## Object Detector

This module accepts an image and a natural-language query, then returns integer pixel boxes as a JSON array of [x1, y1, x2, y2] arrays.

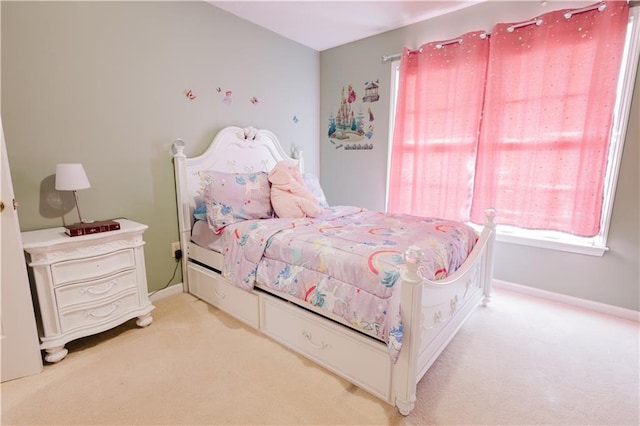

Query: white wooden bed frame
[[172, 126, 496, 415]]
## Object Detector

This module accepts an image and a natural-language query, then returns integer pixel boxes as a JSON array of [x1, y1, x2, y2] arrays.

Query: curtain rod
[[381, 53, 402, 63], [381, 32, 487, 63], [436, 37, 463, 49], [564, 1, 606, 19], [507, 18, 543, 33], [381, 1, 609, 63]]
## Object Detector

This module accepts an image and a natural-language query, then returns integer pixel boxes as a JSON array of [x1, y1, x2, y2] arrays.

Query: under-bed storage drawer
[[187, 262, 259, 329], [261, 296, 391, 401]]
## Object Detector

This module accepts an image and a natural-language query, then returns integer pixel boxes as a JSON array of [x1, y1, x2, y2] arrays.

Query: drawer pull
[[82, 281, 117, 296], [213, 289, 228, 299], [302, 330, 330, 350], [450, 294, 459, 315], [87, 303, 118, 319]]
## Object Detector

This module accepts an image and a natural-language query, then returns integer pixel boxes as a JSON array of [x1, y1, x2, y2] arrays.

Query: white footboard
[[393, 221, 495, 415]]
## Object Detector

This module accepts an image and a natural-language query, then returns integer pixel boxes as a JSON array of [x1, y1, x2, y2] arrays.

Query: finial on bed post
[[403, 246, 424, 284], [172, 139, 186, 157], [291, 145, 305, 173], [482, 208, 497, 306], [485, 207, 496, 228]]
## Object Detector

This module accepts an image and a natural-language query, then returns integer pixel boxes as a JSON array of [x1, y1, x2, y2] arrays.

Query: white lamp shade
[[55, 163, 91, 191]]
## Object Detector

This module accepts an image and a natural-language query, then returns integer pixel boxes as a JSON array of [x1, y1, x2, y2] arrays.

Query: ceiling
[[208, 1, 485, 51]]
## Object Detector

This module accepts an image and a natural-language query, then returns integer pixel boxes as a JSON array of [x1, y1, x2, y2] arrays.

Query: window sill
[[495, 232, 608, 257], [468, 222, 609, 256]]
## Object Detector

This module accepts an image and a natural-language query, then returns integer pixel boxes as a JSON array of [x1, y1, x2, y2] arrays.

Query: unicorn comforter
[[220, 206, 477, 362]]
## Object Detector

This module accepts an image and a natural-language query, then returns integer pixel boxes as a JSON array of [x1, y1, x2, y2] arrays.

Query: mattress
[[191, 219, 225, 253]]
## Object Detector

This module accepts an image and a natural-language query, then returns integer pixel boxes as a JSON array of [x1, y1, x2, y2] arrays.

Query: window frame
[[387, 6, 640, 257]]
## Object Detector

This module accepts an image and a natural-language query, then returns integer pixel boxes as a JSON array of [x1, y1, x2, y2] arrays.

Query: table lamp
[[55, 163, 91, 224]]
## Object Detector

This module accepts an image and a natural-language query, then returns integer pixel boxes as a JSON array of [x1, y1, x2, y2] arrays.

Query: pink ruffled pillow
[[201, 171, 273, 234]]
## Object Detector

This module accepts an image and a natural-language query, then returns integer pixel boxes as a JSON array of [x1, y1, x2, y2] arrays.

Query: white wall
[[320, 1, 639, 311]]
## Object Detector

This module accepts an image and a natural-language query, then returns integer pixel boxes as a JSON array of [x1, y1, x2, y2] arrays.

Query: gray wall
[[2, 1, 319, 292], [320, 1, 639, 311]]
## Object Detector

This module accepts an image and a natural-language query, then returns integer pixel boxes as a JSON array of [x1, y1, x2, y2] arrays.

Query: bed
[[172, 126, 496, 415]]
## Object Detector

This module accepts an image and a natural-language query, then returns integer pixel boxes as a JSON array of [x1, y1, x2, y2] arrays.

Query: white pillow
[[303, 173, 329, 208]]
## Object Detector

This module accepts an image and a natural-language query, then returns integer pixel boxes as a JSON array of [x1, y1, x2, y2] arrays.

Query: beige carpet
[[1, 287, 638, 425]]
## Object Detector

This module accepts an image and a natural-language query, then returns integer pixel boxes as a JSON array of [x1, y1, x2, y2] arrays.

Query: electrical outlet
[[171, 241, 181, 257]]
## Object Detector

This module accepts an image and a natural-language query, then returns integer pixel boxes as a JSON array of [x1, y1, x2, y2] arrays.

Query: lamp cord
[[149, 258, 181, 297]]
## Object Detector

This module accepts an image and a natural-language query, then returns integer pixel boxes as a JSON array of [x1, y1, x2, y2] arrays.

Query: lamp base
[[65, 220, 121, 237]]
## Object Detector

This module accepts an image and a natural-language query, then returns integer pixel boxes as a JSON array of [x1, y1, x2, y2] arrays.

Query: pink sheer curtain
[[470, 2, 629, 236], [388, 31, 489, 221]]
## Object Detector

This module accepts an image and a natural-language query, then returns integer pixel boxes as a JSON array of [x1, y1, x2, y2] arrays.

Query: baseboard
[[149, 283, 184, 302], [493, 279, 639, 322]]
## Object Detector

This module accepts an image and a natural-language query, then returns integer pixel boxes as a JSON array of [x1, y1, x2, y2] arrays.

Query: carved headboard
[[172, 126, 301, 234]]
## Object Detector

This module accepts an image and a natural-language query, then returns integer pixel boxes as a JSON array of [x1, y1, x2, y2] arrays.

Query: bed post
[[393, 246, 424, 416], [172, 139, 191, 293], [482, 208, 497, 306], [291, 145, 305, 173]]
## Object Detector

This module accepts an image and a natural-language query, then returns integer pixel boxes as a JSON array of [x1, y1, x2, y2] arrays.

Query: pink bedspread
[[220, 206, 477, 362]]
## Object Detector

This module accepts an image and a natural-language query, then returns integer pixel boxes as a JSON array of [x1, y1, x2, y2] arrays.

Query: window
[[388, 4, 640, 256]]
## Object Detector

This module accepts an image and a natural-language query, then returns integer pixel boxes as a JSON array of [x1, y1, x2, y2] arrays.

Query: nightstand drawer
[[58, 290, 139, 333], [54, 269, 137, 309], [51, 249, 135, 286]]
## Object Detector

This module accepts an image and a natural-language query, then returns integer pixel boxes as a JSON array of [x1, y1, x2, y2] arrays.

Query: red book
[[65, 220, 121, 237]]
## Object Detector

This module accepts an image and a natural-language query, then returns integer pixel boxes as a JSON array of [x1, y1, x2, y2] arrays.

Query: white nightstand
[[22, 219, 155, 363]]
